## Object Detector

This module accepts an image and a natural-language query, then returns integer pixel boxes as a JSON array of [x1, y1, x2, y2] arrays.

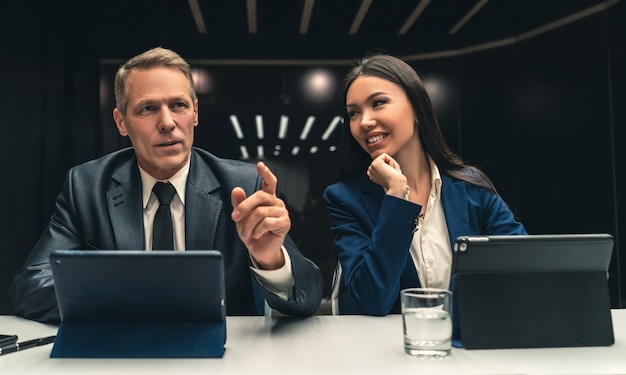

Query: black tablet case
[[451, 234, 614, 349], [49, 250, 226, 358]]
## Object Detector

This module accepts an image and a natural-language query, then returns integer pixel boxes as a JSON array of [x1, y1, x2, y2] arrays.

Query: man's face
[[113, 66, 199, 180]]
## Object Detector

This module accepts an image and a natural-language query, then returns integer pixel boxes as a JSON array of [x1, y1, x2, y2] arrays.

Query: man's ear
[[113, 108, 128, 136]]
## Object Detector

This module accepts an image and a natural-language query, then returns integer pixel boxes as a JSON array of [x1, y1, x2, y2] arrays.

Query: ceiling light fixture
[[349, 0, 373, 35], [291, 146, 300, 155], [255, 115, 264, 139], [257, 145, 264, 158], [279, 115, 289, 139], [246, 0, 257, 34], [229, 115, 244, 139], [300, 0, 315, 34], [398, 0, 431, 35], [321, 115, 342, 140], [187, 0, 207, 34], [304, 69, 334, 100], [449, 0, 489, 35], [191, 68, 211, 94], [310, 146, 319, 154], [300, 116, 315, 140]]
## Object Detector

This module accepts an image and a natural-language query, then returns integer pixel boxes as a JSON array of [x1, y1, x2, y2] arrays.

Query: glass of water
[[401, 288, 452, 358]]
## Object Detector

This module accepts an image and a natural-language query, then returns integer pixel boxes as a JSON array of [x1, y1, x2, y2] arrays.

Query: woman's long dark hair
[[335, 54, 497, 194]]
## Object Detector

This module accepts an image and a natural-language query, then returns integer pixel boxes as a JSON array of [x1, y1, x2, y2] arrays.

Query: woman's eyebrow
[[346, 91, 389, 107]]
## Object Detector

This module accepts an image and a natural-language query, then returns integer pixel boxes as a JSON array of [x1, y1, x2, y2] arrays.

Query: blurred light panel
[[239, 145, 249, 159], [321, 116, 342, 140], [300, 116, 315, 140], [255, 115, 264, 139], [229, 115, 244, 139], [279, 115, 289, 139]]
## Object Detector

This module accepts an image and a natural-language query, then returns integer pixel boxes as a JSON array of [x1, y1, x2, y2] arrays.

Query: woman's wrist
[[386, 181, 409, 199]]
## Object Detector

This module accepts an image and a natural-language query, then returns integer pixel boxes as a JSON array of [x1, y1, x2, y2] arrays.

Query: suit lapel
[[107, 158, 144, 250], [441, 174, 471, 245], [185, 151, 223, 250]]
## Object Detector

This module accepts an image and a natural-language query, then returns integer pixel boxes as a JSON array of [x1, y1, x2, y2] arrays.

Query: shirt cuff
[[249, 246, 294, 301]]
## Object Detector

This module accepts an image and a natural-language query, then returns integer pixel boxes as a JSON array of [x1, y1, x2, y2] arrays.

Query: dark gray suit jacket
[[9, 147, 323, 323]]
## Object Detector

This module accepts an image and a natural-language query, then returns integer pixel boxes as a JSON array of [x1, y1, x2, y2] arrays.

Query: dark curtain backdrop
[[1, 1, 624, 313]]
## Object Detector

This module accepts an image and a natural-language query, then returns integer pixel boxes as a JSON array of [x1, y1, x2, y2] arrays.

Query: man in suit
[[9, 47, 323, 323]]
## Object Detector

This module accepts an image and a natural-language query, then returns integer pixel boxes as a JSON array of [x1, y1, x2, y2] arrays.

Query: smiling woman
[[323, 54, 527, 316]]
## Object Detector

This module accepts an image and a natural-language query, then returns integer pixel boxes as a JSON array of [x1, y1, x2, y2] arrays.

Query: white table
[[1, 310, 625, 375]]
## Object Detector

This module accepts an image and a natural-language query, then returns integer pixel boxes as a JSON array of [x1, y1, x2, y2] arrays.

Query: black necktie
[[152, 182, 176, 250]]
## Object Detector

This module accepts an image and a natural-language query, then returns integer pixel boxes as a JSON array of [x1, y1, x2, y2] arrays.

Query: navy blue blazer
[[323, 171, 527, 316], [9, 147, 323, 323]]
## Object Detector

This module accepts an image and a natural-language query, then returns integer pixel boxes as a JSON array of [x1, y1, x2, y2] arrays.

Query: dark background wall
[[1, 1, 624, 312]]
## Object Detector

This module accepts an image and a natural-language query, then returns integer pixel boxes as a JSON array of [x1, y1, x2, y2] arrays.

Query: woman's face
[[345, 75, 418, 160]]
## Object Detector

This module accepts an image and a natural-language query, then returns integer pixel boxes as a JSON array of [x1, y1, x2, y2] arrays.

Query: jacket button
[[298, 290, 307, 303]]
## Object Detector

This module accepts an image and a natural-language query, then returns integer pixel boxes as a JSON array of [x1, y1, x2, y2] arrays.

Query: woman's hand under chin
[[367, 153, 408, 198]]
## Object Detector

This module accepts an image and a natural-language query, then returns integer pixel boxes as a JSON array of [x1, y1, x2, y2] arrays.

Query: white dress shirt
[[409, 159, 452, 290]]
